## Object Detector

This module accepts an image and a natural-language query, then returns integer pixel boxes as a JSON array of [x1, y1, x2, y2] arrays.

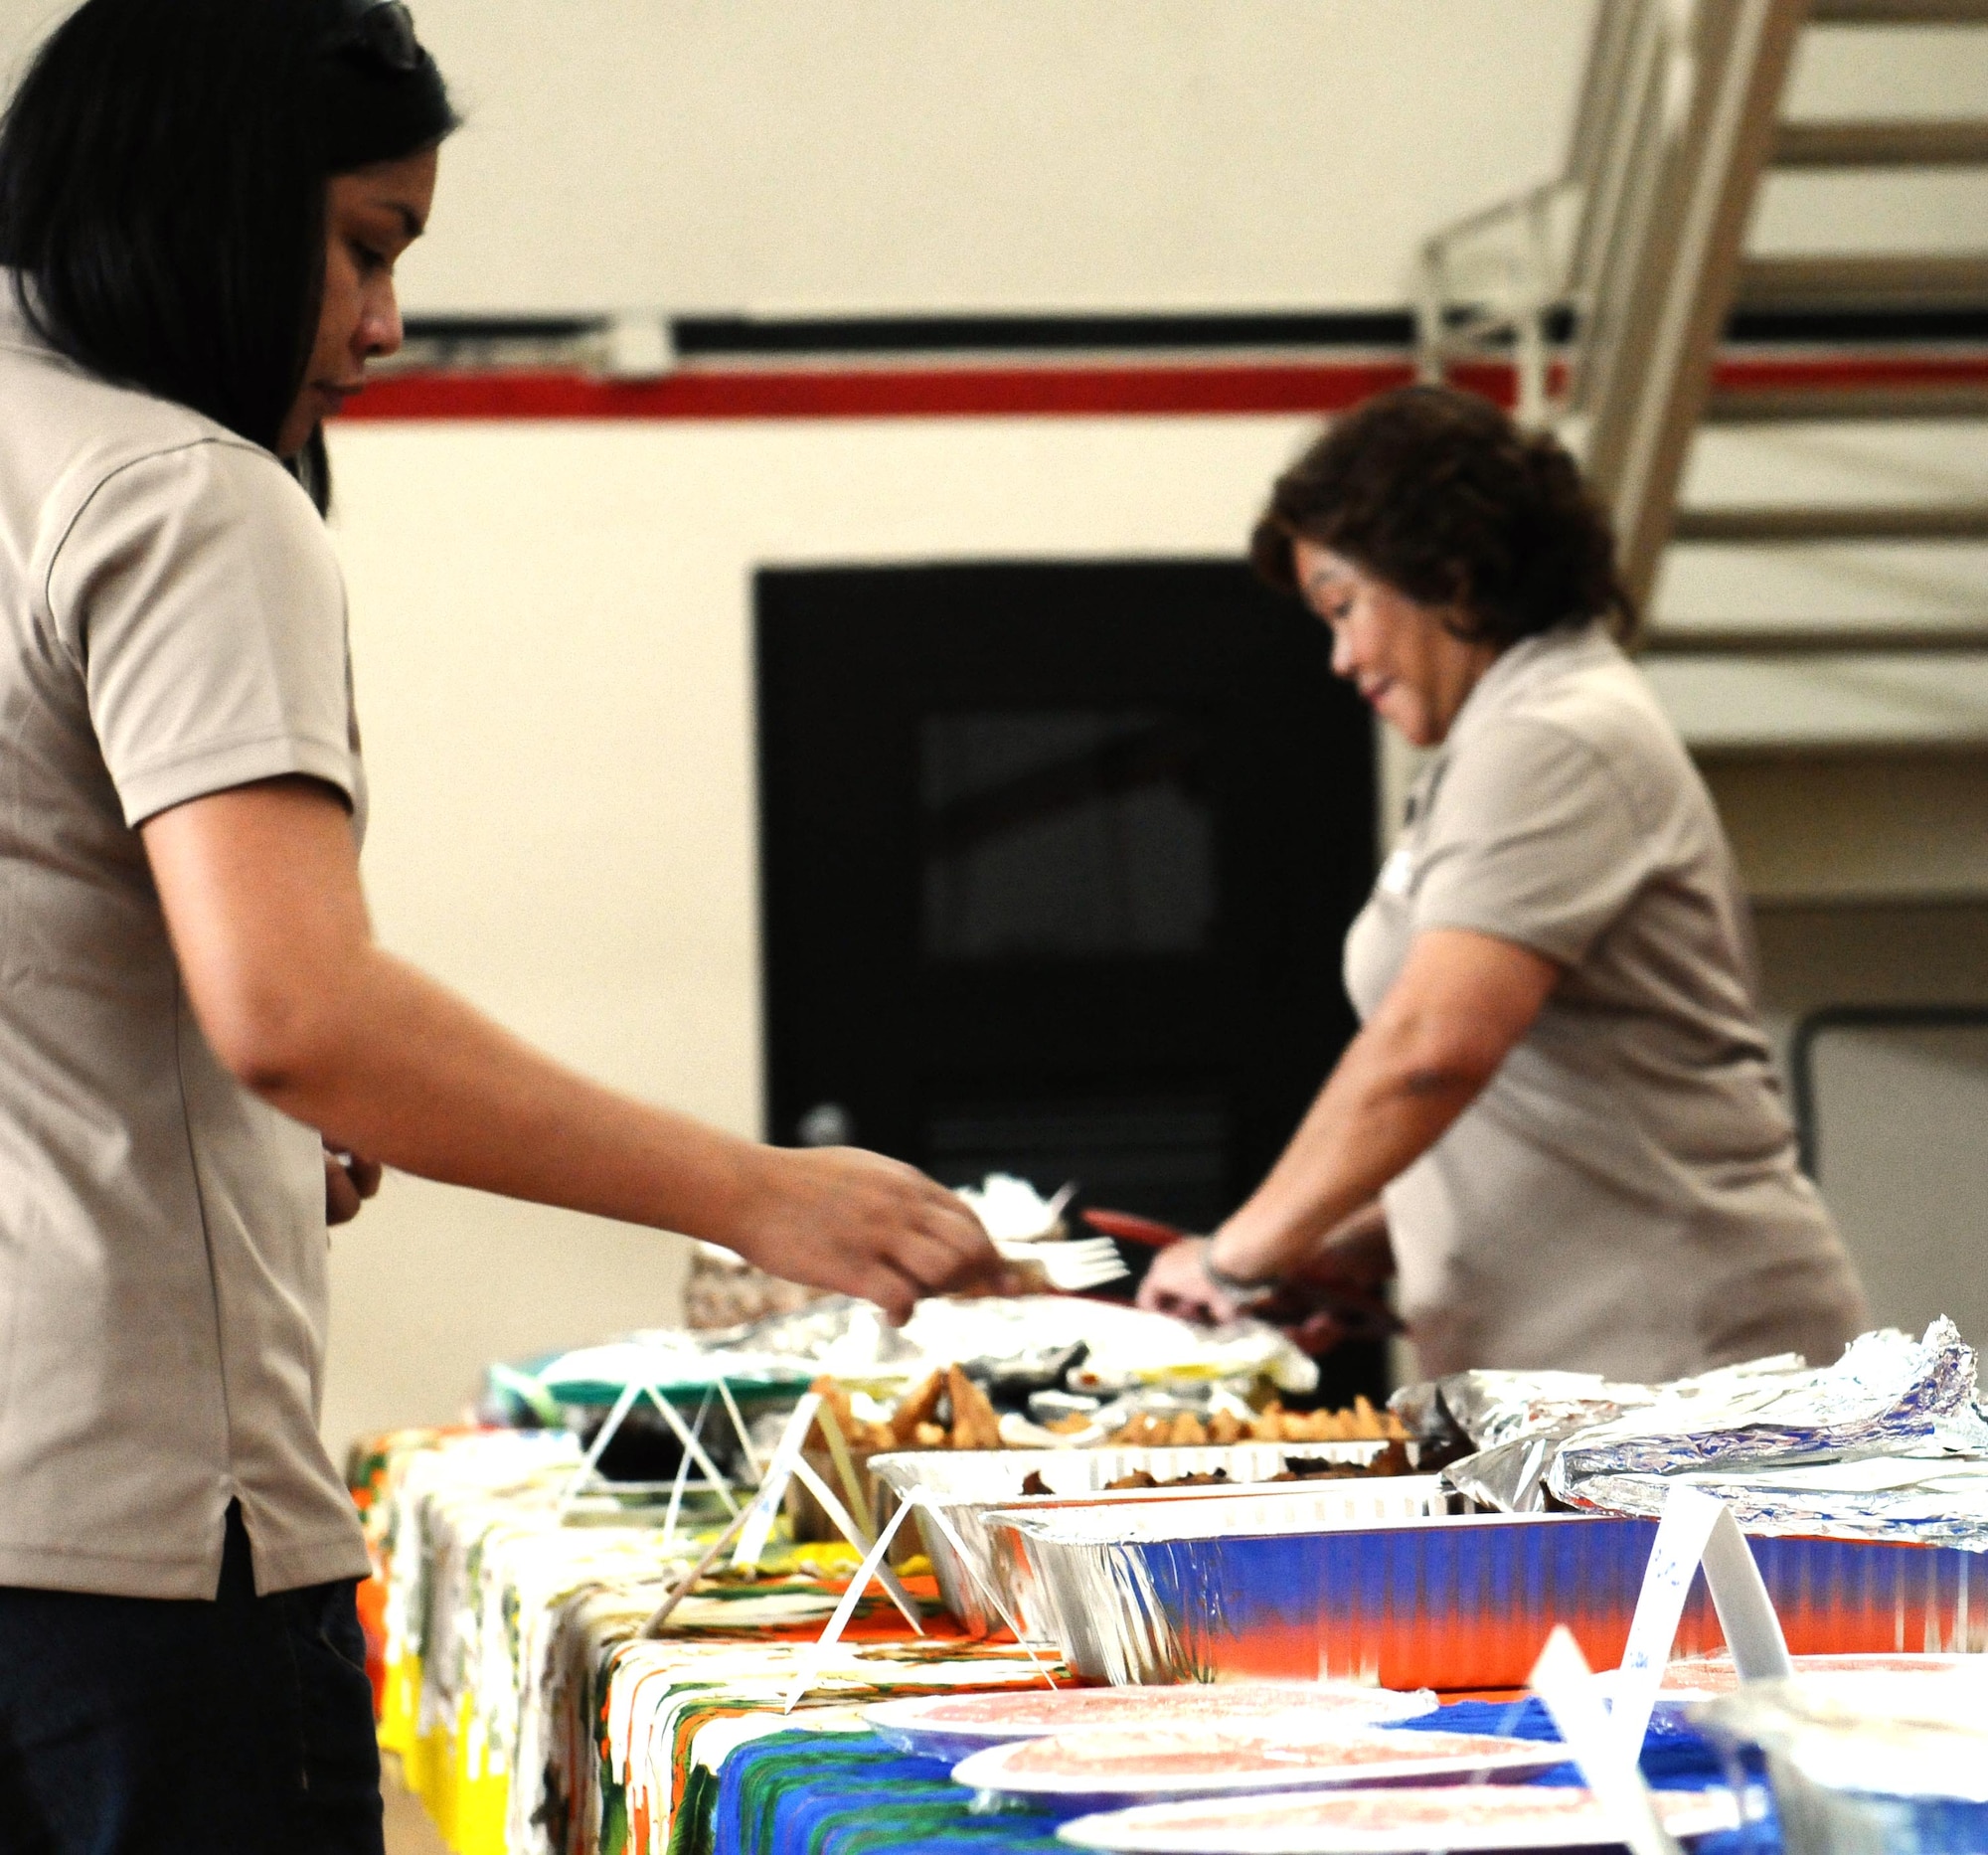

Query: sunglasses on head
[[322, 0, 422, 75]]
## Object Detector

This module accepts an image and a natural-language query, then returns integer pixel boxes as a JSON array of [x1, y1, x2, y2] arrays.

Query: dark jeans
[[0, 1505, 383, 1855]]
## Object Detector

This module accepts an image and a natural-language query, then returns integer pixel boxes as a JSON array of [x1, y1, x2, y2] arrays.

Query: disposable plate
[[865, 1681, 1436, 1764], [951, 1723, 1563, 1808], [1056, 1781, 1741, 1853], [1655, 1649, 1979, 1699]]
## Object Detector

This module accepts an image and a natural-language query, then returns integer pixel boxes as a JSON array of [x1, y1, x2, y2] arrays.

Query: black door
[[756, 559, 1382, 1397]]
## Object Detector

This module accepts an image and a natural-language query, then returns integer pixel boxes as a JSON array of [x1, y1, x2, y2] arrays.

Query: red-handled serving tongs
[[1079, 1207, 1403, 1341]]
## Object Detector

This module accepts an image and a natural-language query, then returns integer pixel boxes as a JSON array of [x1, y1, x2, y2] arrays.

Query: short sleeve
[[44, 438, 355, 827], [1410, 718, 1649, 966]]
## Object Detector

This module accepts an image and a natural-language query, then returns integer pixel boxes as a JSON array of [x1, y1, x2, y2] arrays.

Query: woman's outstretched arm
[[1218, 927, 1559, 1277], [1139, 928, 1558, 1330], [142, 775, 1010, 1321]]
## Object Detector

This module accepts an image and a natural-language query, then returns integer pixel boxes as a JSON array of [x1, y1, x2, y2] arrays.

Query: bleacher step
[[1672, 503, 1988, 542]]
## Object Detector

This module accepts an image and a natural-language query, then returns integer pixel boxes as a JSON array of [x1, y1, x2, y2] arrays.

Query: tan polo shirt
[[0, 285, 370, 1598], [1345, 620, 1869, 1382]]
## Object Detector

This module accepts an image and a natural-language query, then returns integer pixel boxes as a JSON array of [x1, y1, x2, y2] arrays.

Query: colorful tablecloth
[[359, 1429, 1780, 1855], [701, 1699, 1773, 1855], [357, 1429, 1051, 1855]]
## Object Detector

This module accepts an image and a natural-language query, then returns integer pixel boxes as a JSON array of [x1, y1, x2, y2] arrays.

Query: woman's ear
[[1436, 581, 1482, 643]]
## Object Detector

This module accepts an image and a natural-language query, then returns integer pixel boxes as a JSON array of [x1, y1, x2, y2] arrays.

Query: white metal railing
[[1415, 0, 1695, 429], [1417, 1, 1806, 610]]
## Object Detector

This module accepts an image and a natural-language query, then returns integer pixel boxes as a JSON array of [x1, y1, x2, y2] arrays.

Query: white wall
[[7, 2, 1983, 319], [6, 3, 1987, 322], [389, 0, 1592, 316], [0, 1, 1589, 316]]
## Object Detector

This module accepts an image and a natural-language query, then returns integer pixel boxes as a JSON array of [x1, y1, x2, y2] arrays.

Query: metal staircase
[[1418, 0, 1988, 735]]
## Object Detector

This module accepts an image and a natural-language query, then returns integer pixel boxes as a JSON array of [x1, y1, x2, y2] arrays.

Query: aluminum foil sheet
[[869, 1444, 1402, 1638], [1414, 1321, 1988, 1546], [1547, 1320, 1988, 1548], [988, 1506, 1988, 1689]]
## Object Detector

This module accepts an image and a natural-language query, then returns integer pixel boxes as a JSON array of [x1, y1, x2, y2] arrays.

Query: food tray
[[868, 1443, 1408, 1637], [989, 1484, 1450, 1667], [986, 1505, 1988, 1689], [1697, 1666, 1988, 1855]]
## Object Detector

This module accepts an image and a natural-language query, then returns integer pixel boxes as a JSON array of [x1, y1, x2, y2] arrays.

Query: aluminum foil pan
[[988, 1507, 1988, 1689], [991, 1483, 1451, 1674], [869, 1443, 1406, 1638]]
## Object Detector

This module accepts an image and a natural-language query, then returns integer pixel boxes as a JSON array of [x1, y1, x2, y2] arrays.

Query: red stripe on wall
[[1710, 352, 1988, 395], [331, 359, 1507, 422], [330, 351, 1988, 424]]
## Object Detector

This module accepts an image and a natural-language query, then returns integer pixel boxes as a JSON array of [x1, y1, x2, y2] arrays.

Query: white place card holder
[[780, 1489, 1060, 1714], [553, 1358, 755, 1521], [657, 1389, 712, 1552], [713, 1375, 761, 1478], [638, 1393, 922, 1640], [732, 1394, 822, 1568], [785, 1451, 923, 1633], [1532, 1626, 1682, 1855], [724, 1392, 921, 1630], [1609, 1484, 1793, 1759]]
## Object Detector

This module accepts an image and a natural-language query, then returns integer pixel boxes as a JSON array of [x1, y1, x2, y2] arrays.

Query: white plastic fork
[[994, 1234, 1128, 1292]]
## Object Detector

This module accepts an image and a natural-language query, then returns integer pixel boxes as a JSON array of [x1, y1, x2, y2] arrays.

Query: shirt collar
[[0, 271, 44, 354], [1442, 618, 1613, 752]]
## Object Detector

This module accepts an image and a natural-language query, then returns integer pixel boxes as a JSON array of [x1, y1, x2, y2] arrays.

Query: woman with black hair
[[1141, 387, 1867, 1385], [0, 1, 1007, 1844]]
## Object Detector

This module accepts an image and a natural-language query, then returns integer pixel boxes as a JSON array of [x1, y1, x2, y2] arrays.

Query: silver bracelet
[[1202, 1249, 1278, 1310]]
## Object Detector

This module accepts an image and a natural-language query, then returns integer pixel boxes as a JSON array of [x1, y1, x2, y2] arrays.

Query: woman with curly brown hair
[[1141, 386, 1866, 1383]]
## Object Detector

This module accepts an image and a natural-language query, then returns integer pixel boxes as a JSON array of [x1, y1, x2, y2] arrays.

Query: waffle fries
[[1107, 1395, 1407, 1448]]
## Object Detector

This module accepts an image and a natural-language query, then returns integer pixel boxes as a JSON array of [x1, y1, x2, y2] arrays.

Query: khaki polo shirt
[[1345, 621, 1868, 1382], [0, 286, 370, 1597]]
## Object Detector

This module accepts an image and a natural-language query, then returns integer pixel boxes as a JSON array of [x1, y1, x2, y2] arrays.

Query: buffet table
[[359, 1311, 1988, 1855], [360, 1429, 1748, 1855]]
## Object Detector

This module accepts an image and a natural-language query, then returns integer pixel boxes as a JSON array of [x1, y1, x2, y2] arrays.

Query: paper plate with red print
[[1057, 1781, 1741, 1852], [951, 1723, 1561, 1806], [866, 1682, 1436, 1766]]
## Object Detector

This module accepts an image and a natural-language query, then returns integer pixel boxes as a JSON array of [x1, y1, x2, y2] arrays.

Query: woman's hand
[[1138, 1205, 1398, 1354], [323, 1145, 382, 1226], [728, 1145, 1022, 1325], [1136, 1237, 1248, 1326], [1254, 1203, 1397, 1353]]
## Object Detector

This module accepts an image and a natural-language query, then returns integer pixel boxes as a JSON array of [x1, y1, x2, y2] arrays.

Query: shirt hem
[[1409, 908, 1587, 970], [119, 734, 354, 829], [244, 1531, 374, 1598], [0, 1531, 370, 1601]]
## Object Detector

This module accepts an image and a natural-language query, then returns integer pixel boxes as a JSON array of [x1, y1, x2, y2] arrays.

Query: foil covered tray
[[868, 1443, 1411, 1637], [988, 1505, 1988, 1689]]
